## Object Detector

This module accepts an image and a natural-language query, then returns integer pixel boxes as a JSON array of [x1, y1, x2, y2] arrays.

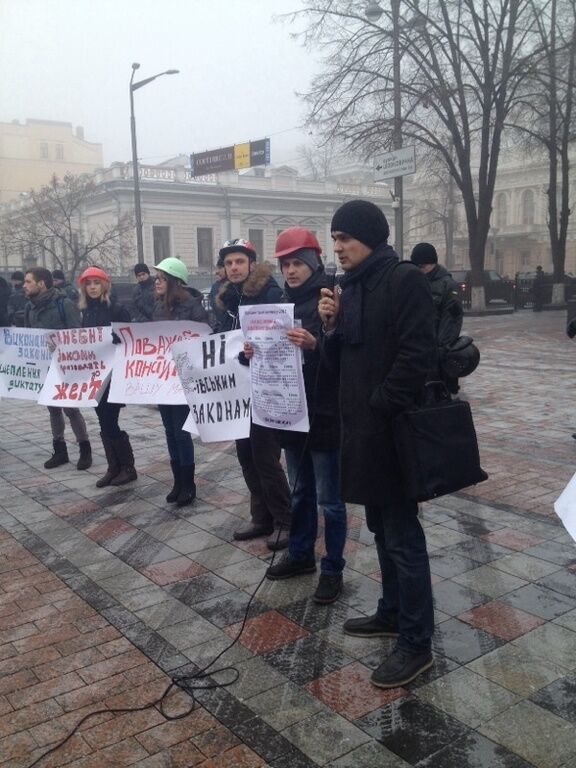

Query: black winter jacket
[[81, 296, 131, 329], [333, 246, 436, 506], [213, 263, 283, 332], [279, 269, 340, 452], [152, 288, 209, 324], [131, 278, 156, 322], [427, 265, 463, 349]]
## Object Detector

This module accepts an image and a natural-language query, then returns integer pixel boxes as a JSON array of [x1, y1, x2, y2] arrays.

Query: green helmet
[[155, 257, 188, 285]]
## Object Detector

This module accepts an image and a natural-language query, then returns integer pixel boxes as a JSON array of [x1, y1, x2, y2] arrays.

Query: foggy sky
[[1, 0, 316, 168]]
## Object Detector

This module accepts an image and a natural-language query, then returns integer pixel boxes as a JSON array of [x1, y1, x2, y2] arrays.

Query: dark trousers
[[158, 404, 195, 466], [235, 423, 291, 530], [365, 499, 434, 654], [95, 384, 122, 439]]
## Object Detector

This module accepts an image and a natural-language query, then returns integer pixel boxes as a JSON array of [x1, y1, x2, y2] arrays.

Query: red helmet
[[274, 228, 321, 259], [78, 267, 110, 285]]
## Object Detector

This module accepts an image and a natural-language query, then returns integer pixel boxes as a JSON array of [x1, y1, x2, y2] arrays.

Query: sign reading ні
[[191, 138, 270, 177], [374, 146, 416, 181]]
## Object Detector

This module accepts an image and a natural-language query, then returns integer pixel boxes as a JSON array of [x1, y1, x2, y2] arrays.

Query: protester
[[152, 257, 209, 506], [7, 270, 27, 326], [78, 266, 137, 487], [23, 267, 92, 470], [262, 228, 347, 603], [532, 265, 545, 311], [318, 199, 436, 688], [208, 262, 227, 327], [410, 242, 463, 392], [131, 262, 156, 322], [52, 269, 79, 303], [0, 276, 10, 326]]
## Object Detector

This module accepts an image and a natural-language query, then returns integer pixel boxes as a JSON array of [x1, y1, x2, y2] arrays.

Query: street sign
[[190, 138, 270, 177], [374, 146, 416, 182]]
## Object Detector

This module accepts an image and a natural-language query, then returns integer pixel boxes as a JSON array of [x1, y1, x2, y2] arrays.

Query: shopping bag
[[554, 472, 576, 543], [392, 382, 488, 502]]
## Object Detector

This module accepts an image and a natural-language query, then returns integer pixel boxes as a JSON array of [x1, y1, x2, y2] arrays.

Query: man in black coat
[[410, 242, 463, 392], [319, 200, 436, 688], [131, 263, 155, 322]]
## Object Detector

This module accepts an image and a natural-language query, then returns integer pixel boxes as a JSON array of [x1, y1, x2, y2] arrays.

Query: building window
[[521, 189, 535, 225], [55, 144, 64, 160], [248, 228, 264, 260], [197, 227, 213, 270], [495, 193, 508, 229], [521, 251, 531, 266], [40, 142, 49, 159], [153, 226, 171, 261]]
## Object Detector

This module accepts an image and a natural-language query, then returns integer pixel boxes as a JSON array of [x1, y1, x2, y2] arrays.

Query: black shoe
[[267, 530, 290, 551], [166, 461, 180, 503], [266, 554, 316, 581], [44, 440, 69, 469], [370, 647, 433, 688], [77, 440, 92, 471], [313, 573, 343, 604], [343, 613, 400, 638], [233, 524, 274, 541]]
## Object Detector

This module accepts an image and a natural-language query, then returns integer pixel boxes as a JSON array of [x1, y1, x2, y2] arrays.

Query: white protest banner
[[0, 327, 53, 400], [239, 304, 309, 433], [173, 330, 251, 442], [554, 472, 576, 543], [37, 326, 116, 408], [108, 321, 211, 405]]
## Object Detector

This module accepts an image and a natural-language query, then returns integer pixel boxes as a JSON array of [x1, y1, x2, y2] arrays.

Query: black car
[[451, 270, 515, 305]]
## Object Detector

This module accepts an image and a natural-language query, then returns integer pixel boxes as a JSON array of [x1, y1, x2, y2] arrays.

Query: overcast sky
[[1, 0, 317, 167]]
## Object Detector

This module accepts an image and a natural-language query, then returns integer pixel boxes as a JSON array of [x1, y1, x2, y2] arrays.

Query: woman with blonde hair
[[78, 266, 137, 487]]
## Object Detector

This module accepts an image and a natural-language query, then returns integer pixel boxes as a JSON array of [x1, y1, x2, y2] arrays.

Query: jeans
[[235, 423, 291, 529], [47, 407, 88, 443], [158, 404, 195, 466], [285, 447, 347, 575], [365, 500, 434, 654]]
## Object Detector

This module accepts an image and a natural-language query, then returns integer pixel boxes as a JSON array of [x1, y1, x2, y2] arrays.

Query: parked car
[[451, 269, 515, 305]]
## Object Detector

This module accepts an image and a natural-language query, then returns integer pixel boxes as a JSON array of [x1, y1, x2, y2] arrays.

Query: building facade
[[0, 119, 103, 204]]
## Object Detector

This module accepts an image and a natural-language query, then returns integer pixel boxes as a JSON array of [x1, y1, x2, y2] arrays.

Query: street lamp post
[[366, 0, 404, 256], [129, 63, 179, 264]]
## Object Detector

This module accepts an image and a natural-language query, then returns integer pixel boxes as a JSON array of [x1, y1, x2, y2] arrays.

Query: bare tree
[[508, 0, 576, 299], [289, 0, 541, 309], [0, 174, 134, 279]]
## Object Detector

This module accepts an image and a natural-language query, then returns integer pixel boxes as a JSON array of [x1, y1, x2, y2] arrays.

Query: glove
[[567, 318, 576, 339]]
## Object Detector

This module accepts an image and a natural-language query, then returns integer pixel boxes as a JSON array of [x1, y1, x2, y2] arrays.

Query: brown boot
[[44, 440, 68, 469], [110, 432, 137, 486]]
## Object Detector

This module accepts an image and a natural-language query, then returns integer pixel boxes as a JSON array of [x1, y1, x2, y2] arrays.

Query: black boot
[[166, 461, 181, 503], [44, 439, 69, 469], [96, 432, 120, 488], [110, 432, 137, 486], [176, 464, 196, 507], [77, 440, 92, 471]]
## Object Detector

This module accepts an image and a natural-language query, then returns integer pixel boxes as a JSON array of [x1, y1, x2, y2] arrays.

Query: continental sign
[[190, 138, 270, 177]]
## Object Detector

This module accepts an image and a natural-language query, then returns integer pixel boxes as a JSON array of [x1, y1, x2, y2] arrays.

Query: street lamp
[[365, 1, 404, 257], [129, 62, 179, 263]]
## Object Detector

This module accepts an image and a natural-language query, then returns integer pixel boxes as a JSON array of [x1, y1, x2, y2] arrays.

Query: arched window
[[521, 189, 535, 225], [495, 193, 508, 229]]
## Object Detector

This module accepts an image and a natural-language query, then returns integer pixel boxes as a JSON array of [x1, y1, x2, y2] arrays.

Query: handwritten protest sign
[[173, 330, 251, 442], [0, 327, 53, 400], [239, 304, 309, 432], [108, 321, 211, 405], [37, 326, 116, 408]]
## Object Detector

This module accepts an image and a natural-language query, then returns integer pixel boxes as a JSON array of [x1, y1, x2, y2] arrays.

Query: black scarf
[[339, 247, 392, 344]]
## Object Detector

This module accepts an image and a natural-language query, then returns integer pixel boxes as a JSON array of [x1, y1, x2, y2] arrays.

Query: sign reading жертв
[[190, 138, 270, 177]]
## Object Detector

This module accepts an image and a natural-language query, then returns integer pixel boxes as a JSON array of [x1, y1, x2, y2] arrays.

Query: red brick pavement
[[0, 530, 265, 768]]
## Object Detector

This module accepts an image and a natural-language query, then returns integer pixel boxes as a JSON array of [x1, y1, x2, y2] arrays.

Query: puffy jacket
[[427, 265, 463, 349], [131, 278, 156, 322], [213, 263, 283, 332], [24, 288, 81, 330], [81, 296, 130, 328]]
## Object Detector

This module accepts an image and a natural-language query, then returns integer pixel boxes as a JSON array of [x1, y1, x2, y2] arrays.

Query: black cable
[[26, 304, 331, 768]]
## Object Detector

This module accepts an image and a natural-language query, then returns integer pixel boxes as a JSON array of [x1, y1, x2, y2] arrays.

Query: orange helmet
[[274, 228, 321, 259], [78, 267, 110, 285]]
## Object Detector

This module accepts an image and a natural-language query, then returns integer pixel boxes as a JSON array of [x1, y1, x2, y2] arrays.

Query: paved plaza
[[1, 309, 576, 768]]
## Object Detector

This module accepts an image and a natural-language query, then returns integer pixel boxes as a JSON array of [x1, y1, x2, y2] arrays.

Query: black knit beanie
[[134, 262, 150, 275], [331, 200, 390, 250], [278, 248, 322, 274], [410, 242, 438, 265]]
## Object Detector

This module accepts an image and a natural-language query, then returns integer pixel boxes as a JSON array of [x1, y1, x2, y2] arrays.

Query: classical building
[[0, 119, 103, 204], [0, 161, 393, 280]]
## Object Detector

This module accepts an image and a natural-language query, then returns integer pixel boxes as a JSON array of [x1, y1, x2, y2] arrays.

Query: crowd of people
[[0, 200, 466, 688]]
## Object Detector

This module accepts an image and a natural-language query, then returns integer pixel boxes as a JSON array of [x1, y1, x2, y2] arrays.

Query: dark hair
[[159, 272, 189, 317], [26, 267, 53, 289], [11, 270, 24, 282], [52, 269, 65, 281]]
